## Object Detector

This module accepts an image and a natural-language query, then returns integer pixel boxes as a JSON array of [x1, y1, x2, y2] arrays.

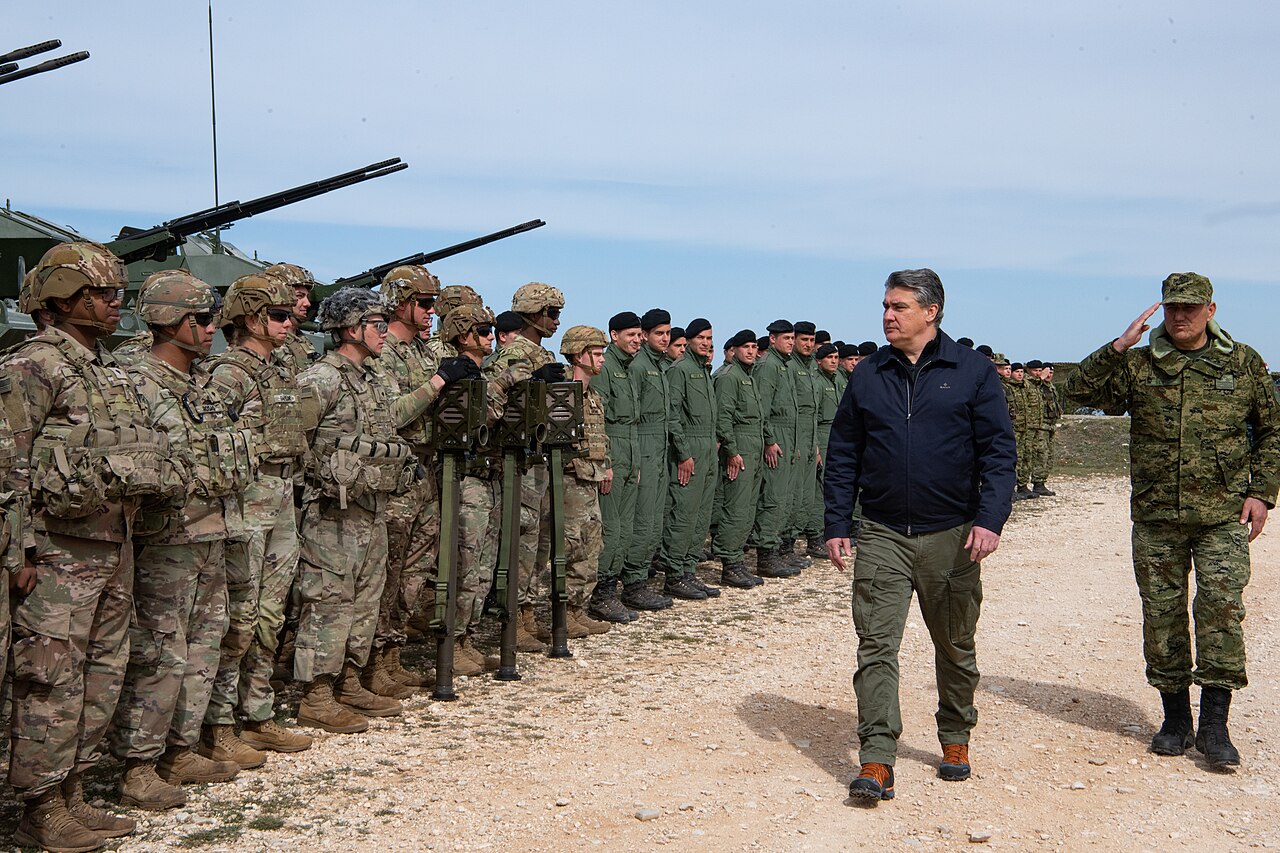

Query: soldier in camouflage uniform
[[711, 330, 766, 589], [486, 282, 571, 649], [367, 265, 444, 693], [1027, 360, 1060, 496], [658, 318, 720, 601], [789, 321, 822, 563], [1067, 273, 1280, 768], [265, 262, 322, 376], [202, 274, 314, 766], [749, 320, 802, 578], [424, 284, 483, 363], [4, 242, 186, 850], [997, 359, 1032, 502], [110, 271, 256, 810]]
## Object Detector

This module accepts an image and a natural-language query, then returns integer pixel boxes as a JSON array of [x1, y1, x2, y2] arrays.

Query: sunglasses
[[265, 308, 293, 323], [474, 325, 494, 337], [416, 297, 436, 310], [544, 307, 561, 320], [364, 319, 389, 334], [86, 286, 124, 304], [192, 312, 216, 327]]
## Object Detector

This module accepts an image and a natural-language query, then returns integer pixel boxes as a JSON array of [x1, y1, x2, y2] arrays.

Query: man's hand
[[1113, 303, 1161, 353], [1241, 496, 1268, 541], [676, 457, 695, 486], [764, 443, 781, 469], [599, 468, 614, 496], [816, 448, 823, 468], [726, 454, 744, 482], [826, 537, 853, 571], [11, 560, 36, 594], [964, 526, 1000, 562]]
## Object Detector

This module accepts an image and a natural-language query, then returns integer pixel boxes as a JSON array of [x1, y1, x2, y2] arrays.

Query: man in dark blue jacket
[[823, 268, 1016, 804]]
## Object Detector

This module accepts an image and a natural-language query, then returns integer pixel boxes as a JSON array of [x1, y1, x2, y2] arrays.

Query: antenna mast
[[208, 0, 222, 252]]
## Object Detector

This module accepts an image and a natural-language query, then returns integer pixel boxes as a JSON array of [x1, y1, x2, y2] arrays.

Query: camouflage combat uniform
[[1036, 373, 1062, 481], [0, 379, 29, 716], [1067, 321, 1280, 690], [564, 381, 610, 605], [1019, 376, 1047, 486], [272, 330, 320, 376], [1001, 374, 1028, 485], [111, 353, 253, 759]]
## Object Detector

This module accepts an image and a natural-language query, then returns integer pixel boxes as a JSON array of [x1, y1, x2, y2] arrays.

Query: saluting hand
[[1113, 303, 1161, 353]]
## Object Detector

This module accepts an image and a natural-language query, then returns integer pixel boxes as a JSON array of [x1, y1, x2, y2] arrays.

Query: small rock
[[1088, 758, 1107, 766], [1116, 787, 1136, 794], [556, 798, 570, 807], [969, 830, 993, 843], [678, 804, 694, 812], [635, 808, 660, 822], [1070, 781, 1086, 790], [794, 739, 811, 749]]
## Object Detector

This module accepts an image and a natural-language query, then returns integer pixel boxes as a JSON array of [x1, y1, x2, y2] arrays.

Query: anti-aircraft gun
[[0, 40, 89, 87]]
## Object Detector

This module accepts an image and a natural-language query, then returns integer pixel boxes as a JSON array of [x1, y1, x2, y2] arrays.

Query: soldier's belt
[[636, 423, 669, 436]]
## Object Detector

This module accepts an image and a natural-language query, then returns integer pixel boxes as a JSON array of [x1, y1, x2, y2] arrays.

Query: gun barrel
[[0, 51, 90, 86], [332, 219, 546, 288], [0, 63, 16, 76], [0, 40, 61, 66]]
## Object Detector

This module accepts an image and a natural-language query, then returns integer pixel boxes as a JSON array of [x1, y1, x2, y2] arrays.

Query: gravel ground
[[9, 473, 1278, 851]]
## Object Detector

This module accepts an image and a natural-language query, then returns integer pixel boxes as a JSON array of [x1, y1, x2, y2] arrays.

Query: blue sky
[[4, 2, 1278, 361]]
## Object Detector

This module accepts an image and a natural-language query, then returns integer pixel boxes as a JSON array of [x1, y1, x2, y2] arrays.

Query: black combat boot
[[1014, 485, 1038, 501], [1031, 482, 1056, 497], [1150, 688, 1195, 756], [689, 575, 721, 598], [806, 538, 828, 559], [621, 581, 673, 611], [720, 562, 758, 589], [1195, 686, 1241, 768], [779, 538, 811, 569], [755, 547, 787, 578], [663, 575, 708, 601], [587, 580, 635, 624]]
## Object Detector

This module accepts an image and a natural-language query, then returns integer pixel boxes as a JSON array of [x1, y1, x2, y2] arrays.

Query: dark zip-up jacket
[[823, 331, 1016, 538]]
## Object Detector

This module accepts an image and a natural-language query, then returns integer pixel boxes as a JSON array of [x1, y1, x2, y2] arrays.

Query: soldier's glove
[[436, 357, 481, 384], [532, 363, 566, 383]]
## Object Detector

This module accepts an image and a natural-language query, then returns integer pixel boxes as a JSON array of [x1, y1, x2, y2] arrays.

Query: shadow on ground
[[980, 675, 1154, 741]]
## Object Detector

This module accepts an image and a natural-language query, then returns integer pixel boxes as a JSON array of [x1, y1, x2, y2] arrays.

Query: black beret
[[494, 311, 524, 334], [641, 308, 671, 330], [793, 321, 817, 335], [1025, 359, 1044, 369], [685, 317, 712, 338], [838, 344, 859, 358], [832, 339, 846, 348], [858, 341, 878, 356], [609, 311, 642, 331], [725, 328, 755, 348], [814, 343, 838, 359], [668, 327, 686, 342], [815, 330, 831, 345], [1011, 362, 1025, 371], [975, 344, 994, 357], [766, 319, 793, 335], [757, 335, 771, 350], [956, 337, 974, 348]]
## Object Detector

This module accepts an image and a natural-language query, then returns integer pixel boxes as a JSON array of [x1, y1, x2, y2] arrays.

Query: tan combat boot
[[198, 724, 267, 770], [157, 745, 239, 785], [298, 675, 369, 733], [240, 718, 314, 753], [335, 663, 402, 717], [563, 608, 589, 639], [448, 638, 483, 677], [15, 788, 106, 852], [569, 604, 611, 635], [459, 637, 500, 672], [522, 605, 552, 643], [62, 772, 136, 838], [516, 605, 548, 652], [119, 759, 186, 811], [362, 648, 415, 699], [386, 645, 432, 687]]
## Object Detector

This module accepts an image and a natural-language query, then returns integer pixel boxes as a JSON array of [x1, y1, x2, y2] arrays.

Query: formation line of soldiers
[[0, 240, 882, 851]]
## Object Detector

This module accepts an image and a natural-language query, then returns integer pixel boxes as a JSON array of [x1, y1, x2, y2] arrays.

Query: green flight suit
[[711, 359, 764, 563], [660, 350, 717, 578], [626, 344, 670, 581], [592, 344, 639, 586], [813, 366, 840, 538], [749, 348, 797, 551], [788, 352, 821, 540]]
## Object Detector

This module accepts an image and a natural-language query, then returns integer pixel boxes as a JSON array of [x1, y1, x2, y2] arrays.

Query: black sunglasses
[[545, 307, 561, 320], [416, 297, 436, 310], [265, 308, 292, 323], [474, 325, 494, 337], [192, 312, 216, 327]]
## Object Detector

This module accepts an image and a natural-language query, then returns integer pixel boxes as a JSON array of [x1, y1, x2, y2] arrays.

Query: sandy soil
[[45, 474, 1280, 851]]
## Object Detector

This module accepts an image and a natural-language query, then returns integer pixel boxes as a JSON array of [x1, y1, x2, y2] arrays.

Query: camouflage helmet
[[18, 269, 38, 314], [220, 273, 293, 325], [382, 265, 441, 309], [137, 269, 215, 327], [511, 281, 564, 315], [559, 324, 607, 357], [317, 286, 386, 331], [27, 241, 127, 310], [264, 262, 317, 291], [437, 284, 483, 316], [439, 304, 495, 343]]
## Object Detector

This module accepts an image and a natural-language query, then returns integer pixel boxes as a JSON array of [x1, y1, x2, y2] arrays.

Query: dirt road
[[44, 474, 1279, 851]]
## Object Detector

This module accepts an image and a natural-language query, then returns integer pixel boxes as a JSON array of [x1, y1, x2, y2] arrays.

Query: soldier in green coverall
[[748, 320, 801, 578], [710, 329, 766, 589], [788, 321, 822, 562]]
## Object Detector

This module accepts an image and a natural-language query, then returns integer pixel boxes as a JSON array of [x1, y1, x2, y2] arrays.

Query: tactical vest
[[176, 389, 256, 499], [19, 333, 181, 520], [208, 348, 314, 462], [382, 335, 436, 448], [311, 357, 416, 510], [0, 377, 24, 554]]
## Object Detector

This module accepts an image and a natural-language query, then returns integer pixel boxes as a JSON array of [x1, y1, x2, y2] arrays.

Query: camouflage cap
[[440, 303, 495, 343], [437, 284, 483, 316], [382, 264, 441, 308], [264, 262, 317, 290], [318, 286, 386, 331], [511, 281, 565, 314], [1161, 272, 1213, 305], [137, 269, 215, 327], [995, 353, 1010, 366], [559, 324, 607, 356], [221, 272, 294, 324], [28, 241, 127, 309]]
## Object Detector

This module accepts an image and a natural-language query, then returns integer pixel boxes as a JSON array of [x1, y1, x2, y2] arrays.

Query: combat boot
[[690, 575, 721, 598], [449, 638, 484, 677], [779, 538, 811, 569], [240, 718, 314, 754], [563, 608, 590, 638], [459, 637, 501, 671], [1031, 482, 1056, 497], [720, 562, 758, 589], [361, 648, 415, 699], [157, 745, 239, 785], [621, 581, 673, 611], [521, 605, 552, 644], [1014, 485, 1038, 501], [662, 574, 708, 601], [516, 606, 549, 651], [1195, 686, 1241, 768], [62, 771, 136, 838], [15, 789, 106, 853], [588, 583, 634, 624], [198, 724, 267, 769], [405, 607, 432, 643], [806, 538, 829, 559], [569, 604, 611, 635], [119, 759, 186, 811], [385, 645, 432, 688], [337, 663, 403, 717], [756, 548, 798, 579], [1150, 688, 1195, 756], [298, 675, 368, 733]]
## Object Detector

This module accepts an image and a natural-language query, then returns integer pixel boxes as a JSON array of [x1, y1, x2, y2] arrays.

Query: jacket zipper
[[903, 356, 935, 536]]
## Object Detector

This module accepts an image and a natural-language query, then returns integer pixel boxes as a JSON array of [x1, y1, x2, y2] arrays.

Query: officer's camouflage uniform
[[712, 358, 764, 563], [592, 343, 640, 589], [1068, 319, 1280, 690], [1036, 373, 1062, 481], [627, 343, 670, 576], [749, 346, 797, 552], [1019, 376, 1047, 486], [1001, 374, 1027, 484], [111, 352, 252, 760], [659, 349, 716, 581]]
